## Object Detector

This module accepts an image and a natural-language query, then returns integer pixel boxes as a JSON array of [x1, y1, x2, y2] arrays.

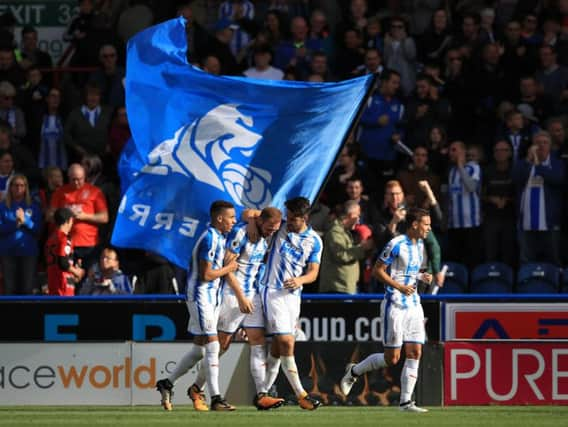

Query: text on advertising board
[[444, 342, 568, 405]]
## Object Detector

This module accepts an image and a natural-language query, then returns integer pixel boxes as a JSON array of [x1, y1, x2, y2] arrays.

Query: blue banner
[[111, 17, 375, 268]]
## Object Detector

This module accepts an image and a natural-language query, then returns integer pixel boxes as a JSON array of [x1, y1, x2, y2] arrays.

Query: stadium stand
[[470, 262, 514, 294], [562, 268, 568, 293], [438, 261, 468, 294], [516, 262, 561, 294]]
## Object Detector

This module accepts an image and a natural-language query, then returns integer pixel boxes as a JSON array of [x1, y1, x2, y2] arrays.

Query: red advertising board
[[445, 303, 568, 340], [444, 342, 568, 405]]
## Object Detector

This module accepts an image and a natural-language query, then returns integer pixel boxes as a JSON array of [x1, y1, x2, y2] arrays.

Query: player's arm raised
[[284, 262, 320, 290], [242, 209, 261, 242], [373, 261, 415, 296]]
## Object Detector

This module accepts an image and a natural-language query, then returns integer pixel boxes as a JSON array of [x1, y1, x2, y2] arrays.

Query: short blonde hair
[[384, 180, 403, 193]]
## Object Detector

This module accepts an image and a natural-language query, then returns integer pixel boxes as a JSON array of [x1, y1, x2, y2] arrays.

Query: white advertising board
[[0, 342, 247, 405]]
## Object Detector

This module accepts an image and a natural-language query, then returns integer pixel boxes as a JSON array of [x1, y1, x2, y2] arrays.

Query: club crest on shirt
[[280, 241, 302, 260]]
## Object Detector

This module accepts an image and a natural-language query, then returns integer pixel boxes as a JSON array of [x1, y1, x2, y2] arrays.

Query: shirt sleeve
[[226, 223, 247, 255], [379, 239, 400, 266], [307, 234, 323, 264], [198, 230, 215, 262], [93, 187, 108, 212], [56, 237, 72, 271]]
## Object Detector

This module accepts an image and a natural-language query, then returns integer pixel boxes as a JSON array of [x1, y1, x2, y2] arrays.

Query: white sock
[[280, 355, 305, 398], [400, 358, 419, 404], [168, 345, 205, 384], [204, 341, 221, 397], [194, 361, 207, 390], [264, 353, 281, 391], [250, 344, 267, 394], [194, 348, 226, 390], [352, 353, 386, 376]]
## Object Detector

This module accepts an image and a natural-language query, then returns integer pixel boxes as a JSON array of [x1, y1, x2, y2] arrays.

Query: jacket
[[319, 219, 367, 294]]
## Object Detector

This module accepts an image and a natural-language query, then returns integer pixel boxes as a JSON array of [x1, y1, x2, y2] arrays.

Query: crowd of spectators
[[0, 0, 568, 295]]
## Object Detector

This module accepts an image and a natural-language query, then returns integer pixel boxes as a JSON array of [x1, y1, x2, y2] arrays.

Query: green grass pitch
[[1, 405, 567, 426]]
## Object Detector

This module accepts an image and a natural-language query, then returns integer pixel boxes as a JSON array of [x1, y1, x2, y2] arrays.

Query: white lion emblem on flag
[[140, 104, 272, 208]]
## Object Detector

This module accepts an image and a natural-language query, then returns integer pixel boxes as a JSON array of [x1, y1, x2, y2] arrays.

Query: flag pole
[[312, 72, 380, 207]]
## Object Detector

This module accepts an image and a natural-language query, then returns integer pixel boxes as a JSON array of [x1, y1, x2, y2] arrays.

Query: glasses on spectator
[[391, 24, 404, 29], [387, 191, 403, 196], [102, 53, 116, 58]]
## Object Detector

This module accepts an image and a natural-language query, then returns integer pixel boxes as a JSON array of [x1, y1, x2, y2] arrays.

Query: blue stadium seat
[[516, 263, 560, 294], [561, 268, 568, 293], [439, 262, 469, 294], [470, 262, 513, 294]]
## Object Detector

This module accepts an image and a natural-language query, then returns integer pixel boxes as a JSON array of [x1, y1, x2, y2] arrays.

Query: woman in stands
[[0, 174, 42, 294]]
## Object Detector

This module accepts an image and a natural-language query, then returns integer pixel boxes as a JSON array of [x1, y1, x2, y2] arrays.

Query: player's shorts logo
[[139, 104, 272, 209]]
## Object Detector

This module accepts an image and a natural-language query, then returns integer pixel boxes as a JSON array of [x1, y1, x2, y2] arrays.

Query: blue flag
[[111, 17, 375, 268]]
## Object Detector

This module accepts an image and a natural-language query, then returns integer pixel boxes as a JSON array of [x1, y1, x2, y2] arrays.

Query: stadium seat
[[516, 263, 560, 294], [470, 262, 513, 294], [561, 268, 568, 293], [438, 262, 469, 294]]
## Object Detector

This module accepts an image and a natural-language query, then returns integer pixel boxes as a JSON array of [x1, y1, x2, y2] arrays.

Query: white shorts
[[381, 299, 425, 348], [261, 287, 300, 335], [187, 299, 220, 336], [217, 292, 264, 333]]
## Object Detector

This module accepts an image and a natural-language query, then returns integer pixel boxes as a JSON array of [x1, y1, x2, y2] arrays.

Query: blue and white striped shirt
[[379, 234, 424, 308], [219, 0, 254, 20], [38, 115, 67, 169], [520, 156, 550, 231], [262, 222, 322, 295], [219, 0, 254, 57], [448, 161, 482, 228], [187, 226, 226, 306], [223, 222, 268, 298]]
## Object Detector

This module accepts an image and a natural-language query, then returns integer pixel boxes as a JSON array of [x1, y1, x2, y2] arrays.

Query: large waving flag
[[111, 17, 376, 268]]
